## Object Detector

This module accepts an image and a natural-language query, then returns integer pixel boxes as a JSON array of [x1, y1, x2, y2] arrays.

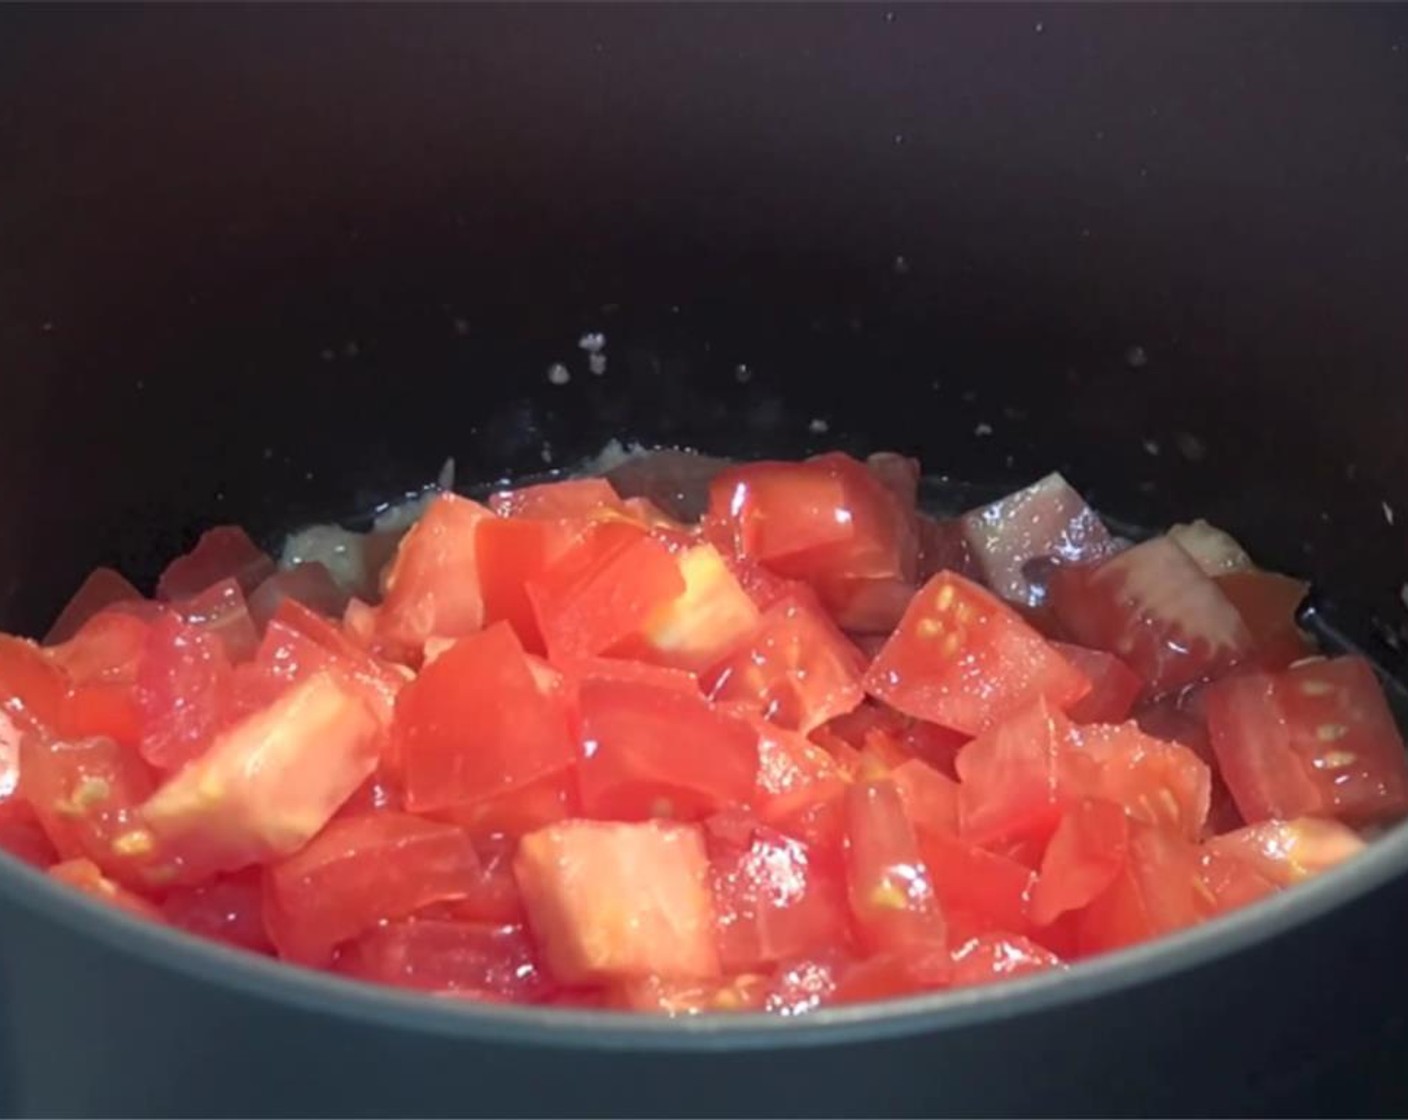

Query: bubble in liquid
[[547, 363, 571, 386]]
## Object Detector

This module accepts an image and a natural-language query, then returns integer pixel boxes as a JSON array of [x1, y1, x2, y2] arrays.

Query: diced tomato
[[705, 459, 855, 567], [865, 572, 1090, 737], [1196, 847, 1280, 915], [577, 677, 757, 822], [707, 594, 865, 735], [865, 452, 921, 510], [750, 720, 848, 848], [1204, 817, 1365, 887], [48, 858, 164, 921], [620, 543, 760, 673], [259, 598, 405, 722], [918, 829, 1037, 939], [436, 833, 527, 925], [338, 919, 554, 1003], [335, 768, 405, 819], [1054, 643, 1143, 724], [1076, 822, 1212, 955], [955, 699, 1091, 847], [514, 820, 720, 984], [45, 567, 144, 645], [948, 932, 1064, 988], [1206, 655, 1408, 826], [1215, 569, 1313, 671], [958, 473, 1115, 607], [1134, 693, 1243, 836], [1030, 799, 1129, 926], [1075, 722, 1210, 841], [475, 516, 581, 652], [0, 796, 60, 867], [135, 613, 233, 772], [20, 733, 166, 889], [1049, 535, 1251, 698], [489, 477, 625, 520], [559, 655, 701, 699], [844, 778, 946, 953], [48, 610, 152, 687], [433, 767, 580, 839], [917, 514, 978, 583], [761, 951, 852, 1014], [613, 972, 767, 1015], [396, 623, 577, 813], [376, 493, 491, 660], [173, 578, 259, 664], [160, 867, 273, 953], [527, 521, 685, 662], [0, 635, 67, 728], [890, 758, 959, 837], [706, 812, 852, 972], [1166, 520, 1251, 577], [831, 942, 952, 1004], [156, 526, 276, 601], [248, 564, 349, 632], [265, 812, 481, 966], [140, 671, 381, 879]]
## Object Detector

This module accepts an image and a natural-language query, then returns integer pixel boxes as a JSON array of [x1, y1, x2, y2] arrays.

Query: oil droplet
[[808, 417, 830, 435], [547, 362, 571, 386], [735, 363, 753, 384], [1125, 345, 1149, 369]]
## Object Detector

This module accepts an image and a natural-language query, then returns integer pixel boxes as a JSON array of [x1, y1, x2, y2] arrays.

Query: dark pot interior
[[1, 4, 1407, 1115]]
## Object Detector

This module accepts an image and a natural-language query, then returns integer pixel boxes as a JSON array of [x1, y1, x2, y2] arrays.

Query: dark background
[[1, 4, 1407, 1115]]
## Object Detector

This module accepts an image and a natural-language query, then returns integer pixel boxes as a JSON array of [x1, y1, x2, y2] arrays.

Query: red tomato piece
[[338, 919, 554, 1003], [1075, 721, 1211, 841], [0, 795, 60, 867], [435, 833, 528, 925], [433, 766, 580, 839], [265, 812, 481, 966], [707, 593, 866, 735], [264, 598, 405, 720], [831, 942, 953, 1004], [919, 829, 1037, 939], [475, 516, 581, 652], [958, 472, 1116, 608], [705, 812, 852, 972], [489, 477, 625, 519], [1206, 655, 1408, 826], [577, 677, 757, 822], [763, 951, 854, 1014], [140, 670, 382, 879], [1204, 817, 1365, 887], [161, 867, 273, 953], [620, 543, 760, 673], [45, 567, 144, 645], [1215, 569, 1313, 671], [705, 459, 856, 568], [1076, 822, 1212, 955], [514, 819, 720, 984], [395, 623, 577, 813], [1049, 535, 1251, 698], [844, 778, 946, 953], [135, 613, 233, 772], [864, 571, 1090, 737], [247, 564, 349, 633], [1196, 846, 1280, 915], [749, 720, 848, 847], [20, 733, 166, 889], [334, 768, 405, 819], [955, 698, 1091, 847], [0, 635, 67, 728], [1030, 799, 1130, 926], [917, 513, 979, 583], [948, 932, 1064, 988], [376, 493, 491, 659], [527, 521, 686, 661], [1134, 694, 1243, 836], [56, 680, 142, 749], [47, 610, 151, 687], [156, 525, 276, 601], [613, 972, 767, 1015], [173, 577, 259, 664], [890, 758, 960, 837], [1054, 643, 1143, 724], [48, 857, 163, 921]]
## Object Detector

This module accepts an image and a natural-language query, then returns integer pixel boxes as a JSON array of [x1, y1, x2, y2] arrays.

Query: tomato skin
[[395, 623, 577, 813], [49, 857, 164, 921], [705, 460, 855, 569], [1215, 570, 1312, 671], [707, 593, 866, 735], [1206, 656, 1408, 826], [265, 812, 481, 966], [1030, 799, 1129, 926], [489, 478, 625, 520], [844, 778, 946, 953], [156, 526, 277, 602], [1053, 643, 1143, 724], [1049, 535, 1251, 699], [161, 867, 273, 953], [864, 571, 1090, 737], [45, 567, 144, 645], [338, 918, 554, 1003], [140, 670, 382, 880], [1204, 817, 1365, 887], [514, 819, 721, 984], [135, 613, 233, 772], [376, 493, 491, 660], [577, 678, 758, 822]]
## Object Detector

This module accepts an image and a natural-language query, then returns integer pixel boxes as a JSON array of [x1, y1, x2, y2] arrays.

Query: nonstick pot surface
[[2, 3, 1408, 1115]]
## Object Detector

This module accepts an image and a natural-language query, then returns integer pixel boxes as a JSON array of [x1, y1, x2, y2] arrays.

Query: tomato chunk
[[919, 829, 1037, 939], [1076, 822, 1211, 955], [475, 516, 580, 652], [45, 567, 144, 645], [514, 820, 720, 984], [135, 613, 233, 772], [1204, 817, 1365, 887], [948, 932, 1064, 987], [1215, 569, 1313, 671], [489, 477, 624, 520], [140, 671, 381, 879], [1030, 799, 1129, 926], [48, 858, 164, 921], [614, 972, 767, 1015], [157, 526, 276, 601], [1205, 656, 1408, 826], [1054, 643, 1143, 725], [864, 572, 1090, 736], [1076, 721, 1211, 841], [174, 578, 259, 664], [622, 543, 760, 673], [708, 593, 865, 735], [1049, 535, 1251, 698], [161, 867, 273, 953], [265, 812, 481, 966], [844, 778, 946, 952], [577, 677, 757, 821], [395, 623, 577, 813], [338, 919, 553, 1003]]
